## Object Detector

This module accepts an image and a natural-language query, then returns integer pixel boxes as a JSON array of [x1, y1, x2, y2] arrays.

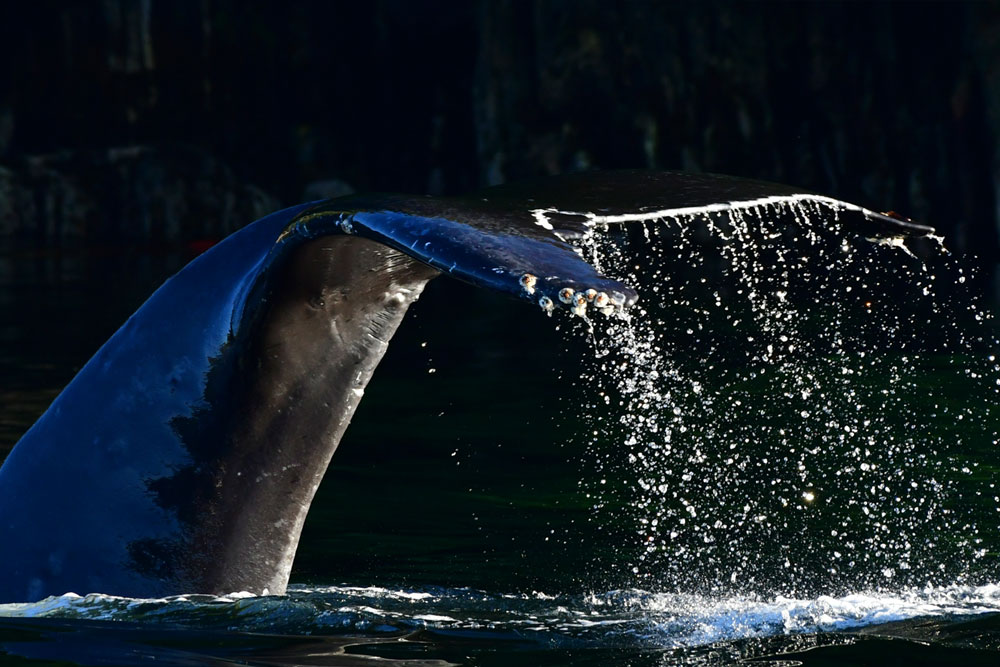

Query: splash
[[571, 199, 1000, 596]]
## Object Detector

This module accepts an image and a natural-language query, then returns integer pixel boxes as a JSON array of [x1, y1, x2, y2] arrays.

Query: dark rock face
[[0, 1, 997, 259]]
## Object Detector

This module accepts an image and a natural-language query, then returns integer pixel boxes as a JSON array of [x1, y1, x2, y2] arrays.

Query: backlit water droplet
[[567, 202, 999, 597]]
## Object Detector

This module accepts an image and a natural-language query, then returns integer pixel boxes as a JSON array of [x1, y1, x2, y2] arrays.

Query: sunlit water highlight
[[2, 583, 999, 649]]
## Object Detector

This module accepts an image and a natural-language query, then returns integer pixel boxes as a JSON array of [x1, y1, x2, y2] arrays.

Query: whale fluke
[[0, 171, 935, 603]]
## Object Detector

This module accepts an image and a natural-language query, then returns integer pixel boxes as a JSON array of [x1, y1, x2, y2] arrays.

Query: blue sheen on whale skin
[[0, 203, 318, 602], [0, 188, 636, 603], [349, 209, 631, 304], [0, 171, 936, 604]]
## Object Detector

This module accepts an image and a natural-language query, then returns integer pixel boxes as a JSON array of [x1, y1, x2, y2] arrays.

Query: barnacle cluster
[[520, 274, 628, 318]]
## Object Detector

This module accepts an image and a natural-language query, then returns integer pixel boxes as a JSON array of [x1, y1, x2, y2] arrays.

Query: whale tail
[[0, 171, 935, 603]]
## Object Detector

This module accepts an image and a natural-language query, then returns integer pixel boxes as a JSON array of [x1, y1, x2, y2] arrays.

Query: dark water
[[1, 206, 999, 666]]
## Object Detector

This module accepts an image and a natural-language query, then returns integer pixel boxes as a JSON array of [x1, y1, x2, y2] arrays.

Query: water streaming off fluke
[[571, 199, 999, 597]]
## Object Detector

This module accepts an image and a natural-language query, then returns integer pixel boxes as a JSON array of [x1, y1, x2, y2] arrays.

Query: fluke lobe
[[0, 171, 934, 603]]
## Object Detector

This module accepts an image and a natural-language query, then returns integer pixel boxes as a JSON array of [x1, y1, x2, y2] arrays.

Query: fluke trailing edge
[[0, 171, 934, 603]]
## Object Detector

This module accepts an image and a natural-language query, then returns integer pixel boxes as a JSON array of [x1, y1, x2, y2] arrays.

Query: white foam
[[595, 584, 1000, 646]]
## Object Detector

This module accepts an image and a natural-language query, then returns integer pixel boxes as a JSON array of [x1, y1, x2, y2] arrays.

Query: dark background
[[0, 0, 998, 264]]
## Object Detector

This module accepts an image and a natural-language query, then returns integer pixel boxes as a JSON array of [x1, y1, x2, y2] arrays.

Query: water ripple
[[2, 582, 998, 649]]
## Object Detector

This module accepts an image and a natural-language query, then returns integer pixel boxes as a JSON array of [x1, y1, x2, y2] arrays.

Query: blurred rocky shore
[[0, 1, 998, 261]]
